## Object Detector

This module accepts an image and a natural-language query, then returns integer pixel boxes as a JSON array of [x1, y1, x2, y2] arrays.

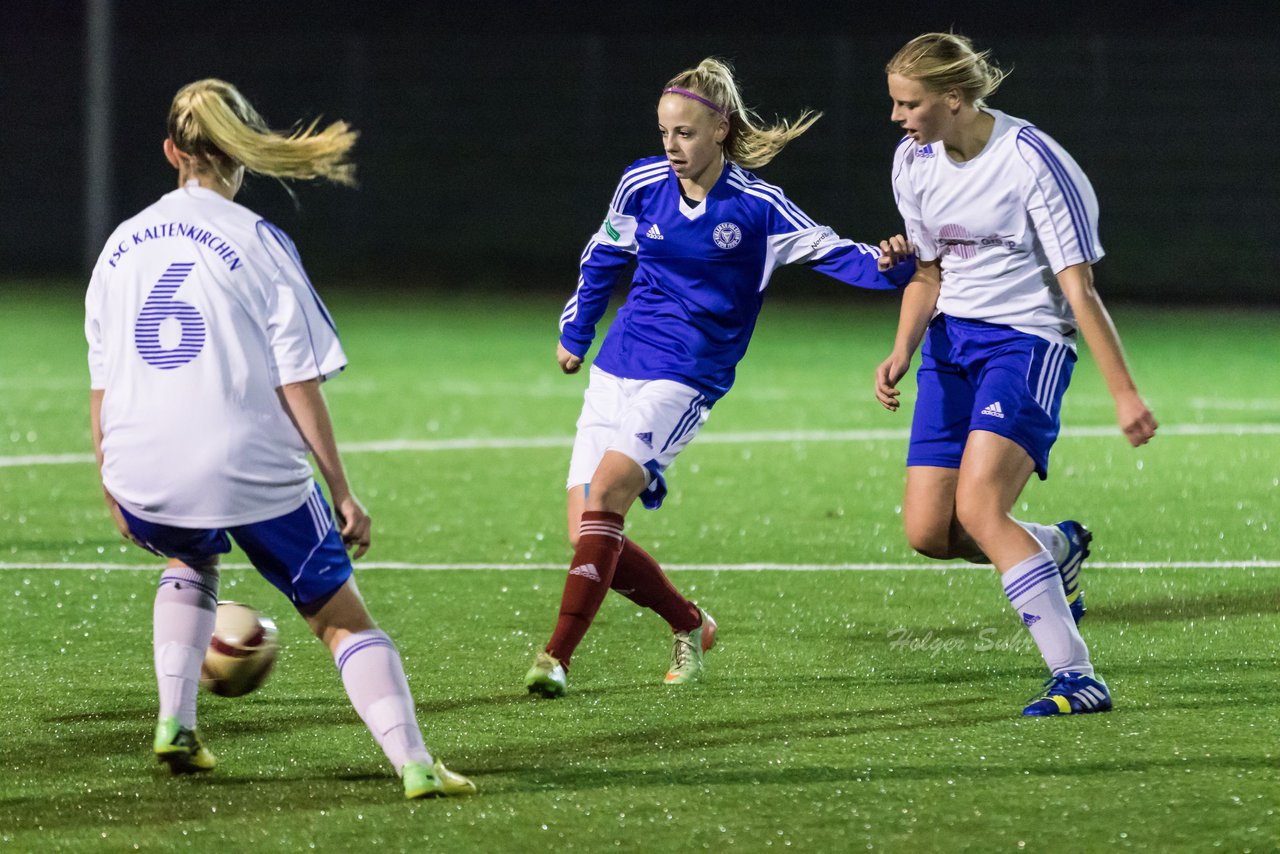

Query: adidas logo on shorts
[[646, 223, 664, 240], [1022, 612, 1040, 627], [635, 431, 653, 448], [981, 401, 1005, 419]]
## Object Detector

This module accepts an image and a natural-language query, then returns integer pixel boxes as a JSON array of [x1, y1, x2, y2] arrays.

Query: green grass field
[[1, 285, 1277, 851]]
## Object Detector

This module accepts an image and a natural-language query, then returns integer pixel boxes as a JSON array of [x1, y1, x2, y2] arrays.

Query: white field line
[[0, 561, 1276, 572], [2, 422, 1279, 469]]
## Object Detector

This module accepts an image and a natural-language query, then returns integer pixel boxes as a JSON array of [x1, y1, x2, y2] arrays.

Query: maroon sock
[[546, 511, 625, 667], [611, 538, 700, 633]]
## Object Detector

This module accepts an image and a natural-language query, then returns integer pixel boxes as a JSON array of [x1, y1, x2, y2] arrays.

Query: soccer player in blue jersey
[[525, 58, 915, 697], [86, 80, 474, 797], [876, 34, 1158, 715]]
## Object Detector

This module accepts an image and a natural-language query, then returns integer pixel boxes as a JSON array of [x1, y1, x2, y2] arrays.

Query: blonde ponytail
[[664, 58, 820, 170], [167, 79, 358, 186]]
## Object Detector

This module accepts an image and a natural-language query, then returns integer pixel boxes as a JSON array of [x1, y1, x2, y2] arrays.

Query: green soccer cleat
[[153, 716, 216, 774], [664, 606, 717, 685], [403, 759, 477, 799], [525, 651, 567, 698]]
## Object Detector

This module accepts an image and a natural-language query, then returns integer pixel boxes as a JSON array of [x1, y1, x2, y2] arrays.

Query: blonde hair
[[885, 33, 1009, 106], [166, 79, 358, 186], [664, 58, 821, 170]]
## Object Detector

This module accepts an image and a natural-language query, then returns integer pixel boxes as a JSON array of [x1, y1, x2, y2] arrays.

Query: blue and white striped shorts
[[907, 315, 1076, 480], [567, 366, 711, 509]]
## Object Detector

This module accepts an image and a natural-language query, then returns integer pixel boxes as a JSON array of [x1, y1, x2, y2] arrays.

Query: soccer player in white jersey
[[525, 57, 915, 698], [875, 34, 1158, 715], [85, 80, 474, 798]]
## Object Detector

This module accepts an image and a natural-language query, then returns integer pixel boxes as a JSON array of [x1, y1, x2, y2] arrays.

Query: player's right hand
[[557, 342, 583, 374], [874, 352, 912, 411], [1115, 392, 1158, 447], [334, 493, 372, 560]]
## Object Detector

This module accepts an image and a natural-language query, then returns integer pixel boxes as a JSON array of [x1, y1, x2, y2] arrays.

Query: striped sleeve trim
[[1016, 128, 1098, 262], [559, 272, 587, 330], [560, 234, 631, 331], [727, 165, 817, 231], [614, 172, 667, 213], [255, 220, 339, 334], [610, 161, 669, 211]]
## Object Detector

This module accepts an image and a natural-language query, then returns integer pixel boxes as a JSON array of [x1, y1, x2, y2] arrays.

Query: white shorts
[[566, 366, 711, 509]]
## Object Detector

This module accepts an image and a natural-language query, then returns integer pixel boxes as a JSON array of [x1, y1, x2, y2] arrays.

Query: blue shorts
[[119, 484, 353, 608], [907, 315, 1075, 480]]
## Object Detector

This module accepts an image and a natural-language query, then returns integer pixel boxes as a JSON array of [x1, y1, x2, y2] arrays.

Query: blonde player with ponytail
[[877, 34, 1157, 716], [528, 58, 915, 698], [86, 80, 475, 798]]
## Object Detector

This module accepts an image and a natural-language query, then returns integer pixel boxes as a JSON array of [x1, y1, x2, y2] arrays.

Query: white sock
[[1017, 522, 1067, 565], [1002, 550, 1092, 676], [333, 630, 431, 773], [153, 565, 219, 728]]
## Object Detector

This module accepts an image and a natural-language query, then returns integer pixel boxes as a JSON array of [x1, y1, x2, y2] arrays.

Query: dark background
[[4, 1, 1277, 302]]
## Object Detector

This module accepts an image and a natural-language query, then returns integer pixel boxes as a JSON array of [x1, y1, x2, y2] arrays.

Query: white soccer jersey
[[85, 181, 346, 527], [891, 109, 1104, 345]]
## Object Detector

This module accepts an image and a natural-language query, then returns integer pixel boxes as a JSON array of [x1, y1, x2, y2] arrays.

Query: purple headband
[[663, 86, 729, 118]]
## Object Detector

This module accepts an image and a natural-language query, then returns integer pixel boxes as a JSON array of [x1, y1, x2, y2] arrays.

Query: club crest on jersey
[[712, 221, 742, 250]]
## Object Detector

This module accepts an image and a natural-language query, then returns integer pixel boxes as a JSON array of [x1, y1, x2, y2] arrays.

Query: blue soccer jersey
[[559, 157, 913, 400]]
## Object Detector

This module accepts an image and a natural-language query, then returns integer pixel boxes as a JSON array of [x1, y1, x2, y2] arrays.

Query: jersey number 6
[[135, 262, 207, 369]]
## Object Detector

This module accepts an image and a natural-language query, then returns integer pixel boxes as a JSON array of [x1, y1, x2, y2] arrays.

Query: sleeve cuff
[[559, 335, 590, 360], [884, 256, 918, 288]]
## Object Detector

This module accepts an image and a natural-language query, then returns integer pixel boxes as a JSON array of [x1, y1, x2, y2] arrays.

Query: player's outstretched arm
[[277, 379, 372, 558], [875, 260, 941, 411], [1057, 263, 1158, 447]]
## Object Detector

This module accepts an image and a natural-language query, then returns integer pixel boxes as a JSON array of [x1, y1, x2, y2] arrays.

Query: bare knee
[[905, 524, 957, 560], [954, 501, 1001, 550], [903, 515, 958, 560], [585, 478, 639, 513], [584, 452, 646, 515]]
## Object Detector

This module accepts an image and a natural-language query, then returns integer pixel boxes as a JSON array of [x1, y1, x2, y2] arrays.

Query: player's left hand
[[877, 234, 913, 271], [333, 493, 372, 559]]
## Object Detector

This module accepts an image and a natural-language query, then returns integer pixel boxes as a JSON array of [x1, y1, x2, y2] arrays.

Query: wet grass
[[1, 288, 1278, 850]]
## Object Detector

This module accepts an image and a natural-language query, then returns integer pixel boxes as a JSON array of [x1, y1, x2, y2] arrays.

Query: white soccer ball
[[200, 601, 279, 697]]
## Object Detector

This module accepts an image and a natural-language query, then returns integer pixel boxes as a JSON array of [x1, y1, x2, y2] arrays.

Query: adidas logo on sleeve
[[981, 401, 1005, 418]]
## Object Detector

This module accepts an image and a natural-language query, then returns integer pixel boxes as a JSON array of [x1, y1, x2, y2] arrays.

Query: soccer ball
[[200, 601, 279, 697]]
